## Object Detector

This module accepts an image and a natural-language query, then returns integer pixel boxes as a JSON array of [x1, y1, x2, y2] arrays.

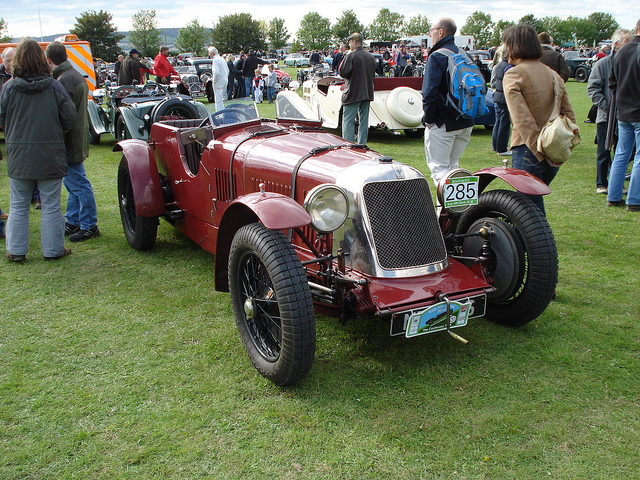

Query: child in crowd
[[253, 68, 264, 103], [266, 64, 277, 103]]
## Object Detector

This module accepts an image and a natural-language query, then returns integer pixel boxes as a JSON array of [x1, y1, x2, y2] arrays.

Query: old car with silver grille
[[115, 94, 557, 386]]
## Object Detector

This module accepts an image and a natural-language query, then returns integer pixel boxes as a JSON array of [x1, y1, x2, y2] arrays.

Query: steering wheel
[[198, 108, 253, 127], [141, 82, 167, 95]]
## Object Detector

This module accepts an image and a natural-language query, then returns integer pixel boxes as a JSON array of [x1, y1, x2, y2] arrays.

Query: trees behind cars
[[175, 19, 209, 57], [211, 13, 267, 53], [70, 10, 124, 61], [129, 9, 162, 58]]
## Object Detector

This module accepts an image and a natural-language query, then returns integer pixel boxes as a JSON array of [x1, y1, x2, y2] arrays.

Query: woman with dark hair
[[0, 37, 77, 262], [502, 24, 576, 215]]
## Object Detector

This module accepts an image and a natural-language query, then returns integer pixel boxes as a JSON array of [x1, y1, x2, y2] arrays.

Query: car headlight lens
[[436, 168, 476, 214], [303, 184, 349, 233]]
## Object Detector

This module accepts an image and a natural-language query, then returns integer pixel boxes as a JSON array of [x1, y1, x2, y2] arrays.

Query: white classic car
[[302, 76, 425, 137]]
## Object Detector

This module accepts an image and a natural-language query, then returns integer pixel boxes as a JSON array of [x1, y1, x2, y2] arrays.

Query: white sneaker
[[596, 187, 608, 194]]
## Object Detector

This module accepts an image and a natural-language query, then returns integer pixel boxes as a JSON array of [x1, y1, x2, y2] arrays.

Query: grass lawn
[[0, 80, 638, 479]]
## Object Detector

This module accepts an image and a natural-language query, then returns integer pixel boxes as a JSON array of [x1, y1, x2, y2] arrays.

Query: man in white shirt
[[208, 46, 229, 111]]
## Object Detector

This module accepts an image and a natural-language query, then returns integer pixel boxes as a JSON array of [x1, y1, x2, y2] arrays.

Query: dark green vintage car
[[87, 82, 208, 144]]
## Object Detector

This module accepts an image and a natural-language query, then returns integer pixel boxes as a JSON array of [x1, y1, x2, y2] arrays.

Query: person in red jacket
[[153, 46, 177, 84]]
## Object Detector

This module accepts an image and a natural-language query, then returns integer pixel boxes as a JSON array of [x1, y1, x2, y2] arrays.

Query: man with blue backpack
[[422, 18, 488, 183]]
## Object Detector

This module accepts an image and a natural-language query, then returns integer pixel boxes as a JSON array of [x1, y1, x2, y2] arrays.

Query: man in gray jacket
[[587, 29, 633, 194], [339, 32, 375, 145], [46, 41, 100, 241]]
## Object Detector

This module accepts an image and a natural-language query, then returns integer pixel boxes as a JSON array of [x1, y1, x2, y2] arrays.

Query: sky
[[2, 0, 638, 40]]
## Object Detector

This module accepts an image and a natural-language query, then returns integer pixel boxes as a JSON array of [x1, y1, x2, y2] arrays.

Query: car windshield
[[204, 97, 260, 127], [176, 66, 197, 74], [275, 92, 320, 121]]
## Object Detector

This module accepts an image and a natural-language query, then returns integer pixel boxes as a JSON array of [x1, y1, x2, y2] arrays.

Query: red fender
[[214, 192, 311, 292], [226, 192, 311, 230], [475, 167, 552, 196], [114, 140, 165, 217]]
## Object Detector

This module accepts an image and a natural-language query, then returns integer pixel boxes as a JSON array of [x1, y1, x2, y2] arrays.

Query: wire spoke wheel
[[229, 223, 315, 386]]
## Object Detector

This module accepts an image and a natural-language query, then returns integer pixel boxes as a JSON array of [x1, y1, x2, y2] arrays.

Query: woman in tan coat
[[502, 24, 575, 215]]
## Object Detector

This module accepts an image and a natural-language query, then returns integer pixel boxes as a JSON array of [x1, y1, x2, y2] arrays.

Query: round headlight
[[436, 168, 476, 214], [303, 184, 349, 233]]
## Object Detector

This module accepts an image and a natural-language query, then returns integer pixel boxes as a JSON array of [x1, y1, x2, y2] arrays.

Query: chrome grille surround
[[333, 160, 448, 278]]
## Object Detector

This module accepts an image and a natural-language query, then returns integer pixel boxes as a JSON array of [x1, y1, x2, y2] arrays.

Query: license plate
[[405, 300, 471, 338], [442, 176, 478, 209], [192, 92, 205, 97]]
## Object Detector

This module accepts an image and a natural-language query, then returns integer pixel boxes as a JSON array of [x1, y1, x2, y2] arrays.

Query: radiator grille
[[362, 178, 447, 269]]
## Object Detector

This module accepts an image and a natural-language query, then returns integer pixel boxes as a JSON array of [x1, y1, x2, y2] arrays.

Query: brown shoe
[[6, 252, 26, 262], [627, 204, 640, 212], [44, 247, 72, 261], [606, 200, 625, 207]]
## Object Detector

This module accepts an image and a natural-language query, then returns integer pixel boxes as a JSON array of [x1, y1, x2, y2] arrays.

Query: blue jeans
[[492, 103, 510, 153], [267, 86, 275, 102], [244, 76, 254, 100], [0, 207, 4, 235], [607, 120, 640, 206], [511, 145, 559, 216], [64, 162, 98, 230], [342, 100, 370, 145], [6, 177, 65, 257]]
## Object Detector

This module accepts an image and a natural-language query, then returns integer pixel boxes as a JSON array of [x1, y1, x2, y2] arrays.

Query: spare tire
[[151, 97, 199, 124], [385, 86, 423, 127]]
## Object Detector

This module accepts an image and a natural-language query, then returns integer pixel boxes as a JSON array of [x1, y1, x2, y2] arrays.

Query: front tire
[[456, 190, 557, 326], [228, 223, 316, 386], [88, 124, 101, 145], [117, 156, 158, 251], [116, 115, 129, 141]]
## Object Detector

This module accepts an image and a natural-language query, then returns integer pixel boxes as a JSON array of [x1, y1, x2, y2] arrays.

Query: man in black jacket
[[607, 19, 640, 211], [118, 49, 144, 85], [422, 18, 473, 183], [539, 32, 570, 82], [241, 50, 267, 100], [339, 32, 375, 145], [46, 41, 100, 241]]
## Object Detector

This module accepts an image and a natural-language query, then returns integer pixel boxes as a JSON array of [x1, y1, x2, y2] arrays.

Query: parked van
[[0, 34, 97, 91]]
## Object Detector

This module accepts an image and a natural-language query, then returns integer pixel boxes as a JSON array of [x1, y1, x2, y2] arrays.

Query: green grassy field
[[0, 80, 638, 479]]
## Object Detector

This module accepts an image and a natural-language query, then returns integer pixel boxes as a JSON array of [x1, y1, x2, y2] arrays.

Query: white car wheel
[[385, 87, 423, 127]]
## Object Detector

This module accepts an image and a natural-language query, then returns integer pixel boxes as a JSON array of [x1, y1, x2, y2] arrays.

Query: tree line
[[1, 8, 620, 62]]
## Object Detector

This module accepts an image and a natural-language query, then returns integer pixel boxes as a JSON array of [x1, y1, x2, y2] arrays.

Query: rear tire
[[151, 98, 199, 123], [228, 223, 316, 386], [456, 190, 557, 326], [575, 67, 589, 83], [117, 156, 158, 251]]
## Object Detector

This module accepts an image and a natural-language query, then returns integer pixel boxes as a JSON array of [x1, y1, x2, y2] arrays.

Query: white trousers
[[424, 123, 473, 183]]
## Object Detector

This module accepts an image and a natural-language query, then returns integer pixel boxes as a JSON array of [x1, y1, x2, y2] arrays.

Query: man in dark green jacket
[[46, 41, 100, 241], [339, 32, 375, 145]]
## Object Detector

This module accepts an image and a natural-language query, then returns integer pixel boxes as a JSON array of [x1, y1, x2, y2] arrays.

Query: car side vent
[[362, 178, 447, 269], [214, 169, 236, 202], [251, 179, 291, 196]]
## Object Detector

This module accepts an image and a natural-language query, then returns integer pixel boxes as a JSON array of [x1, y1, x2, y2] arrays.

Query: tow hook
[[439, 294, 469, 344]]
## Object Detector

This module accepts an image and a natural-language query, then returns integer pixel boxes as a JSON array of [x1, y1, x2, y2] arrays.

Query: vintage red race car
[[115, 96, 557, 386]]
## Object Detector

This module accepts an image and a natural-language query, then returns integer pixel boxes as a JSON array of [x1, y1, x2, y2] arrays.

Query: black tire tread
[[457, 189, 557, 326], [228, 223, 315, 386], [117, 156, 159, 251]]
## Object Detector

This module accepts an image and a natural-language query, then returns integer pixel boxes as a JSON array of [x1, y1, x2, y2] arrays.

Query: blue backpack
[[438, 48, 489, 120]]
